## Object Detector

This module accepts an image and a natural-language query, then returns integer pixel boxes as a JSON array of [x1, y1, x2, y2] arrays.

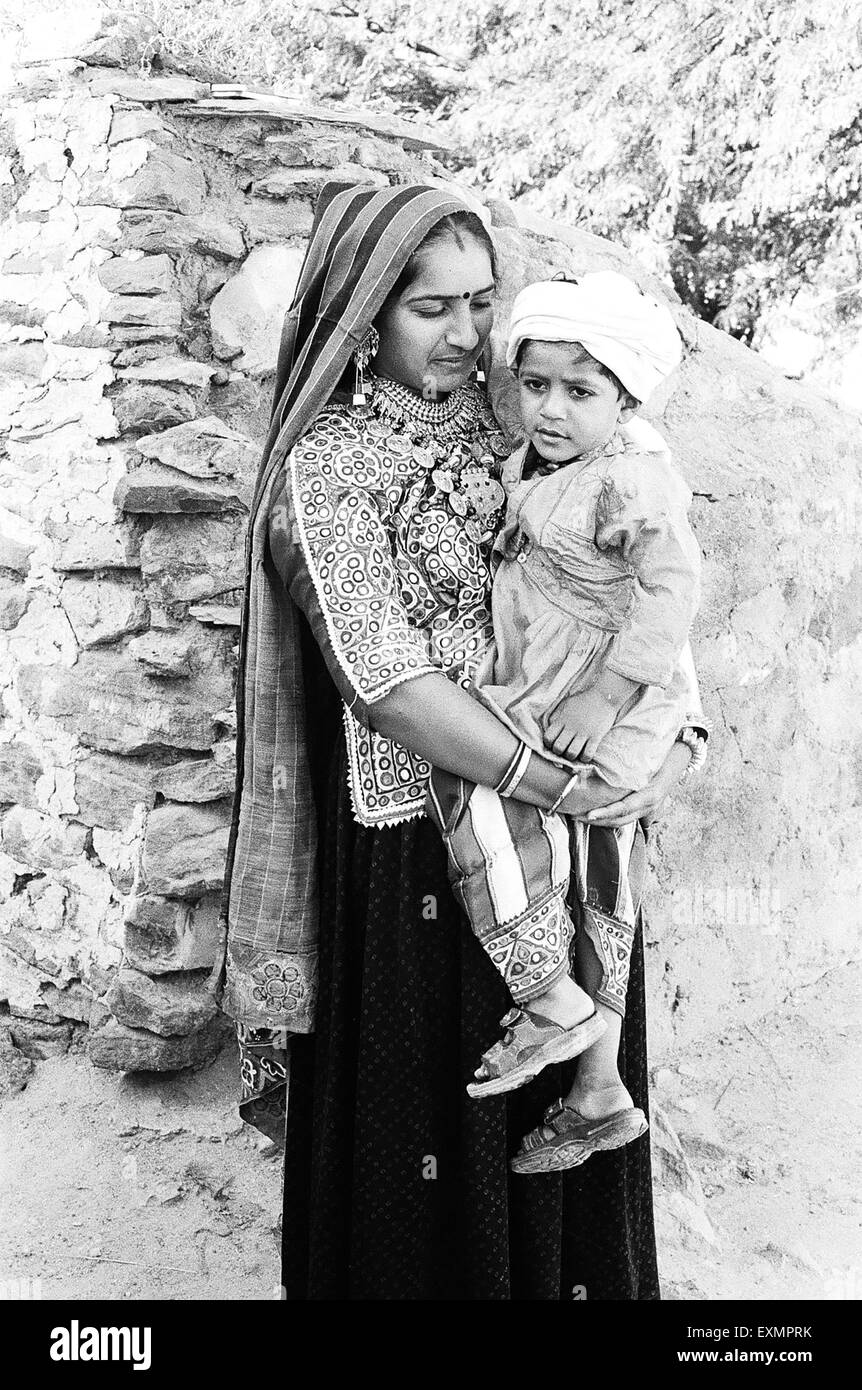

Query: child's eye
[[569, 386, 592, 399], [521, 377, 546, 393]]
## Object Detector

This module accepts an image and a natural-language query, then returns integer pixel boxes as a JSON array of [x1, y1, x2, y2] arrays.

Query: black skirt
[[281, 726, 660, 1301]]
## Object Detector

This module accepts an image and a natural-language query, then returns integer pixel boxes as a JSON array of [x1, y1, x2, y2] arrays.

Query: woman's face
[[372, 235, 495, 397]]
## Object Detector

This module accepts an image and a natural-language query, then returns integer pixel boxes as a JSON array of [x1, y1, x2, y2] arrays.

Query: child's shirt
[[471, 419, 702, 787]]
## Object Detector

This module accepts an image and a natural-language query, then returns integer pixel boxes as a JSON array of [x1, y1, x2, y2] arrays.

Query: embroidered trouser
[[425, 767, 644, 1017]]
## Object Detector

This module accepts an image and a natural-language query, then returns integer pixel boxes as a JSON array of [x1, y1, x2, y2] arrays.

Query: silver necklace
[[366, 371, 487, 440], [356, 370, 509, 545]]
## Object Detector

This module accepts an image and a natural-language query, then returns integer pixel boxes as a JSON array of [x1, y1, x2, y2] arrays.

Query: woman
[[211, 182, 708, 1300]]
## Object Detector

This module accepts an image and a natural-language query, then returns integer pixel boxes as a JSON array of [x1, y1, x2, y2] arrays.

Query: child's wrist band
[[547, 770, 582, 816], [676, 727, 708, 778], [495, 740, 532, 797]]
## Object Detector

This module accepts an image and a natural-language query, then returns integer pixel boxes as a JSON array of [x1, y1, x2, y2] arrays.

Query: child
[[425, 270, 706, 1172]]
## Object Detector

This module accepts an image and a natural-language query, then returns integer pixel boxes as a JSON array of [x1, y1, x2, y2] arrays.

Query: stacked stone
[[0, 60, 451, 1073]]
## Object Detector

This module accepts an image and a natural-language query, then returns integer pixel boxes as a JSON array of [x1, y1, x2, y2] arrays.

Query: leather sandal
[[510, 1096, 649, 1173], [466, 1006, 606, 1099]]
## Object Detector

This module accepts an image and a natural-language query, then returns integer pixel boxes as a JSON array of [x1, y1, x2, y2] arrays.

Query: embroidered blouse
[[267, 377, 510, 825]]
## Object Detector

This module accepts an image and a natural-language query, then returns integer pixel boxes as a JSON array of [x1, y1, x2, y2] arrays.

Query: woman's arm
[[269, 454, 669, 821], [369, 670, 625, 817], [269, 462, 615, 816]]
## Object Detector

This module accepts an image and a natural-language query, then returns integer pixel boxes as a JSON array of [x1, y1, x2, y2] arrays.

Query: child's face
[[516, 340, 633, 463]]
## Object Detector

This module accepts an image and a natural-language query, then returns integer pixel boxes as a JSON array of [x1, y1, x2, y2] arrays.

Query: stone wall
[[0, 56, 455, 1070], [1, 46, 860, 1076]]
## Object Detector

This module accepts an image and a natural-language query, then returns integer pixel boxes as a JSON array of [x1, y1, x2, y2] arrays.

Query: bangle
[[676, 727, 707, 778], [493, 739, 524, 795], [494, 739, 532, 797], [546, 770, 582, 816]]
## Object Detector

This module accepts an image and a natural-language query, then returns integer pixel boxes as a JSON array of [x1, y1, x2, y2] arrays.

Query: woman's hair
[[382, 210, 498, 308]]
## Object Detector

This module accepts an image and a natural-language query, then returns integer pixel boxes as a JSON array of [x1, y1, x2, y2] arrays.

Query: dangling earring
[[472, 360, 486, 386], [352, 325, 379, 407]]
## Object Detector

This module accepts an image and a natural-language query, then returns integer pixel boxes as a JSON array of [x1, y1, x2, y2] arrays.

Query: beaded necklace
[[361, 372, 510, 544]]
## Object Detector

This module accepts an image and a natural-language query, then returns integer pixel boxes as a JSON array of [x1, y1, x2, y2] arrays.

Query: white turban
[[506, 270, 682, 404]]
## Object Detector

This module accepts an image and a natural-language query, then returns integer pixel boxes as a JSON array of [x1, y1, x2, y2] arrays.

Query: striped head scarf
[[208, 182, 489, 1032]]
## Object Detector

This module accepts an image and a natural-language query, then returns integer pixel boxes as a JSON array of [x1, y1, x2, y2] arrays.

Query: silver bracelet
[[677, 727, 707, 778], [494, 740, 532, 797], [546, 770, 582, 816]]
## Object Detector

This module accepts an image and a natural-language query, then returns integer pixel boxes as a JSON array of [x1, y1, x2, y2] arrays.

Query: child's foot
[[509, 1083, 648, 1174], [466, 1005, 607, 1099], [564, 1079, 634, 1120], [523, 974, 595, 1031]]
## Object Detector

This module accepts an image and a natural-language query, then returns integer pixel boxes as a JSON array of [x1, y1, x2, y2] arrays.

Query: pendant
[[461, 473, 506, 516]]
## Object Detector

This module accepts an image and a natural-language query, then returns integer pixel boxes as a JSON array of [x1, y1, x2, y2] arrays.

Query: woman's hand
[[582, 740, 692, 827]]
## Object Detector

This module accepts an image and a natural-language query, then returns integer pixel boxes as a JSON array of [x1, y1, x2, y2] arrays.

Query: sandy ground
[[1, 960, 859, 1302], [654, 959, 862, 1301], [0, 1042, 283, 1301]]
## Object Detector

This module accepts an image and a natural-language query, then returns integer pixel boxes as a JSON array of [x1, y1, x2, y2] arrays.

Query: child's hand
[[544, 670, 641, 760]]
